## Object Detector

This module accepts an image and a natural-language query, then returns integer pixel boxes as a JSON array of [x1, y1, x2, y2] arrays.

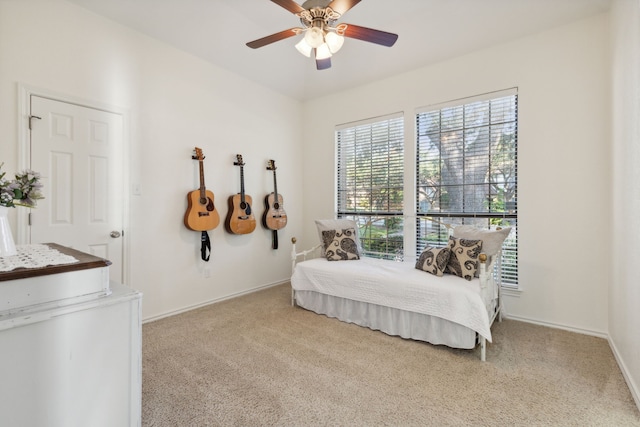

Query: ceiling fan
[[246, 0, 398, 70]]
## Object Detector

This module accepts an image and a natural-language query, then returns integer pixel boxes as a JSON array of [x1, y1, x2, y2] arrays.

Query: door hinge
[[28, 115, 41, 130]]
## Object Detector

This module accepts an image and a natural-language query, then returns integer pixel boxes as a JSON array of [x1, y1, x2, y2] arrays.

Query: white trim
[[404, 110, 417, 258], [609, 337, 640, 411], [503, 313, 608, 339], [335, 111, 404, 131], [416, 87, 518, 114], [17, 83, 132, 286], [142, 280, 289, 324]]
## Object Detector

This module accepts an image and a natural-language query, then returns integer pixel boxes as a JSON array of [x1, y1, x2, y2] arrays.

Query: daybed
[[290, 219, 509, 361]]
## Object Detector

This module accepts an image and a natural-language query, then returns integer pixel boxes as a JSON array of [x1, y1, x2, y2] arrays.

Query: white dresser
[[0, 244, 142, 427]]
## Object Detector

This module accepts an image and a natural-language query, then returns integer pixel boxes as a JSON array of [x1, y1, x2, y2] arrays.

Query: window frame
[[332, 89, 519, 288], [335, 113, 405, 260], [415, 89, 518, 287]]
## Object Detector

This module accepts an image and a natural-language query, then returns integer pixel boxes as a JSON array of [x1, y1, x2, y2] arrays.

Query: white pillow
[[315, 219, 363, 256], [452, 226, 512, 258]]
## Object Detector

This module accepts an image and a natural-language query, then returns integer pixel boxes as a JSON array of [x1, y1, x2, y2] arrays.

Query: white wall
[[0, 0, 304, 320], [1, 0, 636, 408], [301, 14, 611, 335], [610, 0, 640, 409]]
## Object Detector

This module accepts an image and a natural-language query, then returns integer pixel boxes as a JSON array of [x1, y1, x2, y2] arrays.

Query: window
[[333, 90, 518, 287], [416, 90, 518, 286], [336, 114, 404, 260]]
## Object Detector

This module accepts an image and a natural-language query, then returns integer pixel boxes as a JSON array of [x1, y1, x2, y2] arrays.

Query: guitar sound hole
[[199, 198, 208, 205], [240, 202, 247, 209], [273, 202, 280, 209]]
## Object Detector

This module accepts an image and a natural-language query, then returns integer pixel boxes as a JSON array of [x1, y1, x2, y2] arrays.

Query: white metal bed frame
[[289, 226, 504, 361]]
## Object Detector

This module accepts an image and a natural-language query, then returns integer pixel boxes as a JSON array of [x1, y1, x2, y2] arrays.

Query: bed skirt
[[294, 290, 477, 349]]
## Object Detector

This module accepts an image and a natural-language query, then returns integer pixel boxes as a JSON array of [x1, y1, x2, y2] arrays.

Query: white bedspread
[[291, 257, 493, 342]]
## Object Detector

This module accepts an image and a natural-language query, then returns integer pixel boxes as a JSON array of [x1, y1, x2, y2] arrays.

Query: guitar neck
[[199, 159, 206, 199], [240, 165, 246, 203], [272, 169, 279, 201]]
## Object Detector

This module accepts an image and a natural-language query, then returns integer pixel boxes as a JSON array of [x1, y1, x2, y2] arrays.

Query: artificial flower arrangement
[[0, 162, 44, 208]]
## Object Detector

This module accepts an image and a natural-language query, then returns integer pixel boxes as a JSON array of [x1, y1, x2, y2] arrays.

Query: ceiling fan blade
[[327, 0, 361, 16], [316, 57, 332, 70], [271, 0, 306, 15], [246, 28, 303, 49], [341, 23, 398, 47]]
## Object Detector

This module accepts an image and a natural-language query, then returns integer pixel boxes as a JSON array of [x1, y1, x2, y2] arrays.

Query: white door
[[29, 96, 125, 282]]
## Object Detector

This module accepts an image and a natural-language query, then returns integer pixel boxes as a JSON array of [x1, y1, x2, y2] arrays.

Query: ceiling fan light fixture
[[246, 0, 398, 71], [315, 43, 332, 60], [325, 31, 344, 53], [295, 38, 313, 57], [304, 26, 325, 48]]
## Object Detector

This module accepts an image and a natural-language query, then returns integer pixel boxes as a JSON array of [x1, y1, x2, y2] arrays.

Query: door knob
[[110, 231, 121, 238]]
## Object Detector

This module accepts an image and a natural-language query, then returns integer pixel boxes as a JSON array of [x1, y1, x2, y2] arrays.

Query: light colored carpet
[[142, 284, 640, 426]]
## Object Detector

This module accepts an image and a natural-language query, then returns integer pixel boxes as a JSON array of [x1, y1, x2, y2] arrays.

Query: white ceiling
[[65, 0, 612, 101]]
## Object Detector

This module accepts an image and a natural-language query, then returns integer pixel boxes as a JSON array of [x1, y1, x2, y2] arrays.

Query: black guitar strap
[[201, 231, 211, 262], [271, 230, 279, 250]]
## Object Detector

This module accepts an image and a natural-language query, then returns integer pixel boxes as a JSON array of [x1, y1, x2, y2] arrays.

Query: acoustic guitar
[[263, 159, 287, 249], [225, 154, 256, 234], [184, 147, 220, 231]]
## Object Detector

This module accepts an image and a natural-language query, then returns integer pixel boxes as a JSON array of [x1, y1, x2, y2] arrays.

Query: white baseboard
[[142, 280, 289, 324], [502, 313, 608, 339], [608, 337, 640, 412]]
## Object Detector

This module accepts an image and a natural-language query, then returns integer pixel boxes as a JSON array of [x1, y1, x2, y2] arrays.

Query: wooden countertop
[[0, 243, 111, 282]]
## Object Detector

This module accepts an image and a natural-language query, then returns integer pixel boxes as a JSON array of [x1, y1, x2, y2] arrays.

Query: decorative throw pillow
[[446, 236, 482, 281], [322, 228, 360, 261], [315, 219, 363, 256], [415, 246, 451, 277], [453, 226, 511, 259]]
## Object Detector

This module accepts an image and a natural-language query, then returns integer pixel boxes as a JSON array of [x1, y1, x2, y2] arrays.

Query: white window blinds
[[416, 90, 518, 286], [336, 114, 404, 259]]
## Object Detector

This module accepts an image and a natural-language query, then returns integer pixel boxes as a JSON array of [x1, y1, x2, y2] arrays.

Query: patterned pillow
[[446, 236, 482, 281], [453, 226, 511, 259], [322, 228, 360, 261], [415, 246, 451, 277], [315, 219, 363, 256]]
